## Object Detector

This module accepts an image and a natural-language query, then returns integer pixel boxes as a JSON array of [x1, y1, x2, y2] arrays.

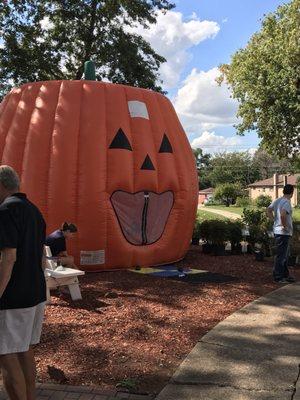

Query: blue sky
[[176, 0, 284, 70], [138, 0, 285, 154]]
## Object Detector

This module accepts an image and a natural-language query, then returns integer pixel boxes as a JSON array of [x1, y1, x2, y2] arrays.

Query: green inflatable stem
[[84, 61, 96, 80]]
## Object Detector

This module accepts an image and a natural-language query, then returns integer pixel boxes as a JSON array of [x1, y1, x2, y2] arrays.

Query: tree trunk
[[75, 0, 97, 79]]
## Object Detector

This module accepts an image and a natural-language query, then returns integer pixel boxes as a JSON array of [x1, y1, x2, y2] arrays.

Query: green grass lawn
[[204, 205, 300, 222], [293, 208, 300, 222]]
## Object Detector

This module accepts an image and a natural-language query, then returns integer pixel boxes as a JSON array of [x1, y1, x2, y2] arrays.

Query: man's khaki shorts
[[0, 302, 46, 355]]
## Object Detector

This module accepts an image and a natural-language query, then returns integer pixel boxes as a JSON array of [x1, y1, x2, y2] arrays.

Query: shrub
[[208, 219, 229, 245], [192, 219, 201, 239], [290, 222, 300, 255], [204, 197, 222, 206], [242, 208, 272, 253], [255, 194, 272, 208], [227, 220, 243, 245], [199, 220, 212, 242], [214, 183, 243, 206], [236, 196, 251, 208]]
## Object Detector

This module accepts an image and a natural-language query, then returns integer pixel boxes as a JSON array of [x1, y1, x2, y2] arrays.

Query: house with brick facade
[[248, 173, 299, 207], [198, 187, 214, 205]]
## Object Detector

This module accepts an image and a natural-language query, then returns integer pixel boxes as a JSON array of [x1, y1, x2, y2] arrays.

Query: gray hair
[[0, 165, 20, 191]]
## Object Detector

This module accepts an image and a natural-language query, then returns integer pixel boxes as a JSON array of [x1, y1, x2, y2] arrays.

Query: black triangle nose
[[141, 155, 155, 170]]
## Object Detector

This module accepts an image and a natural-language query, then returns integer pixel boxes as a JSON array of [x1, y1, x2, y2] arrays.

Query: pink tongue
[[110, 191, 174, 245]]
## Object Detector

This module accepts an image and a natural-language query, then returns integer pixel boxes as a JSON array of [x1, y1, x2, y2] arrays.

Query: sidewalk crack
[[291, 364, 300, 400]]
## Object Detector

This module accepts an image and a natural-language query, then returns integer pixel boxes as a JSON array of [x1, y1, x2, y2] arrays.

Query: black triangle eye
[[109, 128, 132, 151], [141, 155, 155, 170], [159, 134, 173, 153]]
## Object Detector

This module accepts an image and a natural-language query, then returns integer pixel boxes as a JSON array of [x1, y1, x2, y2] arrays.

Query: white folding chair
[[44, 246, 85, 302]]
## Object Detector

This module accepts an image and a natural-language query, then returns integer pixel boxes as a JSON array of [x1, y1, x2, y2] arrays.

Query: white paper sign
[[128, 101, 149, 119], [80, 250, 105, 265]]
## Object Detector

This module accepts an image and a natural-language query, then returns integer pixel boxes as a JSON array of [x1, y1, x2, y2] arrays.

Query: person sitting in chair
[[46, 222, 78, 269]]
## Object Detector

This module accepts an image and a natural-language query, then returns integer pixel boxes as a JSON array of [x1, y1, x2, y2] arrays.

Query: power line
[[192, 144, 255, 148]]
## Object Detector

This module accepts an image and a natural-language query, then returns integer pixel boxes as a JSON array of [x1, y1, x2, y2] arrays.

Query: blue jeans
[[273, 234, 290, 281]]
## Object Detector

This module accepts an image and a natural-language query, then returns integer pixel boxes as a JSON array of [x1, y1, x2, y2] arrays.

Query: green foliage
[[226, 220, 243, 245], [199, 219, 212, 241], [235, 196, 252, 208], [204, 198, 222, 206], [242, 208, 269, 228], [297, 176, 300, 206], [209, 152, 260, 187], [0, 0, 175, 98], [192, 149, 299, 191], [116, 378, 137, 391], [199, 219, 228, 245], [290, 222, 300, 255], [292, 157, 300, 172], [214, 183, 243, 206], [192, 148, 212, 189], [255, 194, 272, 208], [252, 149, 296, 178], [242, 208, 272, 252], [192, 218, 201, 239], [219, 0, 300, 159], [208, 220, 229, 245]]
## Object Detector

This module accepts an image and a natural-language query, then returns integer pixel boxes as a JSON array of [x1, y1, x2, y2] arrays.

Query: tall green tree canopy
[[192, 148, 212, 189], [219, 0, 300, 159], [209, 152, 260, 188], [214, 183, 243, 206], [252, 148, 297, 178], [0, 0, 174, 98]]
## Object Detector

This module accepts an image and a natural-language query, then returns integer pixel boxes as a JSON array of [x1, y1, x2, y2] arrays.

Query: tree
[[219, 0, 300, 159], [209, 152, 260, 188], [192, 148, 212, 189], [252, 149, 295, 179], [0, 0, 174, 99], [292, 156, 300, 173], [297, 176, 300, 206], [214, 183, 243, 206]]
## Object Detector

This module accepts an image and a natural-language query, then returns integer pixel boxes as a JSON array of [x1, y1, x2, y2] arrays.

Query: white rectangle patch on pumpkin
[[80, 250, 105, 265], [128, 101, 149, 119]]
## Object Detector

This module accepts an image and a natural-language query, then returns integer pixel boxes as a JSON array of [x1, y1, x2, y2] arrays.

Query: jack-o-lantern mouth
[[110, 191, 174, 245]]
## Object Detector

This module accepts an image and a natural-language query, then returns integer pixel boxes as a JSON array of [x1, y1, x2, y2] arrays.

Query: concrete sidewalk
[[157, 283, 300, 400]]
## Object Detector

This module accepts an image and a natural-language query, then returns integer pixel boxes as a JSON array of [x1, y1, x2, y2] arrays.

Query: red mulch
[[35, 247, 300, 395]]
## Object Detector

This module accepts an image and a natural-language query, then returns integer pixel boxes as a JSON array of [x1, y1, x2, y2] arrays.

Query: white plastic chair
[[44, 246, 85, 302]]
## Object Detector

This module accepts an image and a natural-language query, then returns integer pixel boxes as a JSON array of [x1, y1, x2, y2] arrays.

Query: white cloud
[[130, 11, 220, 89], [174, 67, 238, 133], [191, 131, 242, 153]]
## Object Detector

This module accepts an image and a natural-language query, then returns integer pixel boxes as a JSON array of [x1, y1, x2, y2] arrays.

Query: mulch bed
[[35, 247, 300, 395]]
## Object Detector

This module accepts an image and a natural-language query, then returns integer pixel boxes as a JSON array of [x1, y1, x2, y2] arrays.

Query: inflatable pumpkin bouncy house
[[0, 64, 198, 271]]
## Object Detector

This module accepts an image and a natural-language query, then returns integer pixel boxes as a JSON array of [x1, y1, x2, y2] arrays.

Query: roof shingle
[[248, 174, 300, 187]]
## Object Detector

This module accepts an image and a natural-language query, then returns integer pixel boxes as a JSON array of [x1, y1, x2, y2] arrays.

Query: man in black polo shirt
[[0, 165, 46, 400]]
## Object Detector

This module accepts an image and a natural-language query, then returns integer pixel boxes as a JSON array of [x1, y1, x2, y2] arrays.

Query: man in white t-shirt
[[267, 184, 295, 283]]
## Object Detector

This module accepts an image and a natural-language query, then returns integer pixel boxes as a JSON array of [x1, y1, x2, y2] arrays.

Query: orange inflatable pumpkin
[[0, 81, 198, 271]]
